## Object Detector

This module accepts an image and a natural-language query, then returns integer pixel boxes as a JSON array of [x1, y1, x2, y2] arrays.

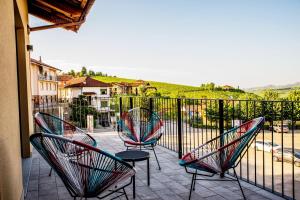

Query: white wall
[[58, 88, 71, 99], [70, 88, 82, 98], [81, 87, 110, 97], [30, 63, 39, 95], [38, 82, 57, 96], [30, 62, 58, 97]]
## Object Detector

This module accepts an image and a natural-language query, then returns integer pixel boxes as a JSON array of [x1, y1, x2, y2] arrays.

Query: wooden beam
[[35, 0, 82, 17], [28, 0, 96, 32], [29, 21, 82, 32], [29, 4, 73, 24]]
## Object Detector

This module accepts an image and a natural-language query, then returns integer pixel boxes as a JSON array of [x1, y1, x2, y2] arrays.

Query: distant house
[[62, 76, 113, 126], [111, 80, 155, 96], [63, 76, 112, 98], [63, 76, 112, 109], [111, 82, 134, 95], [222, 85, 234, 90], [57, 75, 73, 100], [30, 58, 61, 107], [182, 105, 204, 118]]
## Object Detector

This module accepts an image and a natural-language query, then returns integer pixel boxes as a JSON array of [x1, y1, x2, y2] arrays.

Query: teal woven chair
[[35, 112, 96, 147], [30, 133, 135, 200], [179, 117, 265, 200], [35, 112, 97, 176]]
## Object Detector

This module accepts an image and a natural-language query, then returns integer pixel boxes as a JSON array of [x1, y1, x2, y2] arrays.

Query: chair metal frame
[[117, 107, 164, 170], [180, 117, 265, 200], [34, 112, 97, 176], [30, 133, 135, 200]]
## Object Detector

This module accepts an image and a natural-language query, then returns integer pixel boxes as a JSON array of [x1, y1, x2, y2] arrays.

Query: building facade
[[57, 74, 73, 100], [63, 76, 113, 127], [0, 0, 95, 199], [31, 58, 61, 107]]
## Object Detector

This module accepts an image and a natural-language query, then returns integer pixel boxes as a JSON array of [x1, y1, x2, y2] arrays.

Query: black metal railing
[[32, 96, 117, 130], [32, 96, 300, 199], [119, 96, 300, 200]]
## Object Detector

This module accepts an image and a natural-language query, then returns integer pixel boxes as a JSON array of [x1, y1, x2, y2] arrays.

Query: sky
[[30, 0, 300, 89]]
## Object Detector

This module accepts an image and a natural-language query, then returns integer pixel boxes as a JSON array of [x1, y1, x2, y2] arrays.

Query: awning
[[28, 0, 95, 32]]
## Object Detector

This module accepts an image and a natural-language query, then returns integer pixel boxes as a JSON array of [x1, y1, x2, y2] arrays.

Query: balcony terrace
[[25, 130, 284, 200]]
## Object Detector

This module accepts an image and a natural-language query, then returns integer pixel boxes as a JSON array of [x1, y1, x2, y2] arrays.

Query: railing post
[[219, 99, 224, 177], [119, 97, 123, 131], [219, 99, 224, 140], [149, 98, 153, 113], [129, 96, 133, 109], [177, 98, 183, 159]]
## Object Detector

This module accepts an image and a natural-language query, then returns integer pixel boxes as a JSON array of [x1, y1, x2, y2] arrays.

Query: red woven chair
[[179, 117, 265, 200], [118, 107, 164, 169]]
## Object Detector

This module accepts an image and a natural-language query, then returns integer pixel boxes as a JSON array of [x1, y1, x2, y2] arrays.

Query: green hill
[[246, 82, 300, 98], [93, 76, 257, 99]]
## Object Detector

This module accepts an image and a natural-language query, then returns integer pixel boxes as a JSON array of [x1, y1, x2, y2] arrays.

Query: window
[[100, 89, 107, 95], [41, 83, 44, 90], [87, 96, 92, 105], [101, 101, 108, 107], [39, 66, 43, 74]]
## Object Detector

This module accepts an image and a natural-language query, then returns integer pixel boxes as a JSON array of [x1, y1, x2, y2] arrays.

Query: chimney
[[39, 56, 42, 62]]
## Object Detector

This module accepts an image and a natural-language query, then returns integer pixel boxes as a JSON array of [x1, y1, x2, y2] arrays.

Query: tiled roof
[[31, 58, 61, 71], [57, 75, 73, 82], [65, 77, 112, 88]]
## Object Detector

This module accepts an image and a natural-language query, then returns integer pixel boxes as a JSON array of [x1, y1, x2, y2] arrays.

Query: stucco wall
[[31, 63, 39, 95], [0, 1, 23, 200], [0, 0, 31, 199]]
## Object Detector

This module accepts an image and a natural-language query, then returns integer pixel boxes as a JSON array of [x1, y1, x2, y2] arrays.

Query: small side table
[[115, 150, 150, 199]]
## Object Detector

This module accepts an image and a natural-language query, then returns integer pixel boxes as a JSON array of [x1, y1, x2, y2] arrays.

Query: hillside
[[246, 82, 300, 98], [93, 76, 257, 99]]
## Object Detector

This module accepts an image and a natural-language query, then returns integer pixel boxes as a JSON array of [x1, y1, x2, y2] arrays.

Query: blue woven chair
[[118, 107, 164, 169], [35, 112, 96, 146], [35, 112, 97, 175], [30, 133, 135, 200], [179, 117, 265, 200]]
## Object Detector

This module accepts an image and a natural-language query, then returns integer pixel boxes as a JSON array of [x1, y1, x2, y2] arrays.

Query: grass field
[[93, 76, 255, 99]]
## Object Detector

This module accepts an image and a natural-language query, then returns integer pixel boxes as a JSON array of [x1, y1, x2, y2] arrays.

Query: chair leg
[[49, 168, 53, 176], [193, 173, 197, 191], [152, 146, 161, 170], [123, 188, 129, 200], [189, 174, 196, 200], [233, 168, 246, 200]]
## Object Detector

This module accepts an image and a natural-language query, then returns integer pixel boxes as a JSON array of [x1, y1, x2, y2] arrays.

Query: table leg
[[147, 158, 150, 186], [133, 161, 135, 199]]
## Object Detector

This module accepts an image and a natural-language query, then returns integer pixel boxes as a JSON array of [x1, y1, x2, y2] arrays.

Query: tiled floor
[[25, 132, 285, 200]]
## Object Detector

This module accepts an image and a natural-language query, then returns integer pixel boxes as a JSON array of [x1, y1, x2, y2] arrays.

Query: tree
[[88, 70, 95, 76], [261, 89, 279, 100], [286, 89, 300, 120], [95, 72, 103, 76], [68, 69, 75, 76], [287, 89, 300, 101], [200, 82, 215, 90], [80, 66, 87, 77], [69, 95, 98, 127]]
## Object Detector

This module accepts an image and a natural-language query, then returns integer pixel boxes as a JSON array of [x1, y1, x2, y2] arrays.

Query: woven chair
[[179, 117, 265, 200], [34, 112, 97, 175], [30, 133, 135, 200], [118, 107, 164, 170]]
